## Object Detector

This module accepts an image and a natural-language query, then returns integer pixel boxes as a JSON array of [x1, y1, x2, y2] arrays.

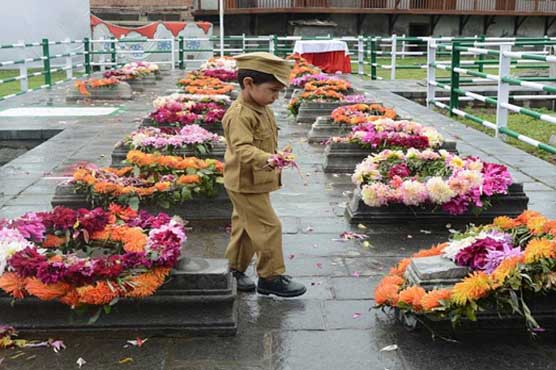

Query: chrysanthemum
[[374, 282, 401, 306], [421, 289, 452, 311], [527, 216, 549, 235], [125, 268, 170, 298], [77, 281, 119, 305], [400, 180, 428, 206], [389, 258, 412, 277], [515, 210, 542, 226], [412, 242, 449, 258], [492, 216, 520, 230], [25, 278, 70, 301], [490, 256, 523, 287], [0, 272, 28, 299], [523, 238, 556, 264], [426, 177, 455, 204], [398, 286, 426, 311], [451, 271, 491, 306]]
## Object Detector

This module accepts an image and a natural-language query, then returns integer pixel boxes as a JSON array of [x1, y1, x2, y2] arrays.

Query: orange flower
[[121, 227, 148, 253], [527, 216, 549, 235], [43, 234, 66, 248], [421, 289, 452, 311], [77, 281, 119, 305], [493, 216, 520, 230], [389, 258, 411, 277], [490, 255, 523, 287], [374, 282, 400, 306], [378, 274, 405, 287], [154, 181, 171, 192], [523, 238, 556, 263], [451, 272, 491, 306], [398, 286, 426, 311], [125, 268, 170, 298], [25, 278, 70, 301], [59, 288, 80, 307], [543, 220, 556, 236], [0, 273, 28, 299], [108, 203, 138, 221], [412, 243, 448, 258], [93, 182, 120, 194], [515, 210, 542, 226], [177, 174, 201, 185]]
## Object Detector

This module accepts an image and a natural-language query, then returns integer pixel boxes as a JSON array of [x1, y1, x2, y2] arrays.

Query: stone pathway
[[0, 72, 556, 369]]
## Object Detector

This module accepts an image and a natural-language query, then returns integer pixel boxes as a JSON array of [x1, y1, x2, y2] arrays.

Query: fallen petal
[[380, 344, 398, 352], [352, 312, 362, 319], [118, 357, 133, 364], [352, 272, 361, 278], [76, 357, 87, 368]]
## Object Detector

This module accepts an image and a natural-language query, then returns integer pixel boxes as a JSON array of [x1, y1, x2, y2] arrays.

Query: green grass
[[0, 69, 83, 99], [352, 56, 547, 81], [440, 107, 556, 164]]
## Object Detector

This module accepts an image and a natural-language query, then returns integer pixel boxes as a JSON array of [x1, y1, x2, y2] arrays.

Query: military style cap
[[234, 52, 293, 86]]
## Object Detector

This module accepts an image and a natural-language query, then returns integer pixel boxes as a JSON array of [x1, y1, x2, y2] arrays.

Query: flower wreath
[[0, 205, 185, 308], [304, 79, 351, 93], [73, 151, 224, 208], [74, 77, 120, 97], [329, 119, 444, 151], [374, 210, 556, 331], [288, 89, 345, 115], [352, 148, 513, 215], [331, 104, 398, 125]]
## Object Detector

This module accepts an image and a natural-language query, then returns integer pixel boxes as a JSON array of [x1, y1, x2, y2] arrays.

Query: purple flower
[[12, 212, 46, 242], [454, 234, 511, 271], [482, 162, 512, 196]]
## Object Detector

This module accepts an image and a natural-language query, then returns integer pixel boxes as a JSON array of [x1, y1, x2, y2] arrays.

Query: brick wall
[[91, 0, 192, 7]]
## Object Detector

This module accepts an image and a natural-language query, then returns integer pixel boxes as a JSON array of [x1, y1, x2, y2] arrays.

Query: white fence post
[[269, 35, 275, 54], [426, 39, 437, 109], [242, 33, 246, 53], [401, 33, 406, 59], [357, 35, 364, 75], [64, 38, 73, 80], [390, 34, 397, 80], [496, 44, 512, 139], [17, 40, 28, 92], [170, 37, 176, 70]]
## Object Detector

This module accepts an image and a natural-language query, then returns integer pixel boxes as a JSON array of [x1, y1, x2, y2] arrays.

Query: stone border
[[66, 82, 133, 102]]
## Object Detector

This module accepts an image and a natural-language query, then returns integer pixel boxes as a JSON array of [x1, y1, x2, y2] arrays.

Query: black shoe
[[231, 270, 256, 292], [257, 275, 307, 298]]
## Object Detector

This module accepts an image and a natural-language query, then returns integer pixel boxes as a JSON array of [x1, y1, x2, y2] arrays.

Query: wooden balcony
[[193, 0, 556, 16]]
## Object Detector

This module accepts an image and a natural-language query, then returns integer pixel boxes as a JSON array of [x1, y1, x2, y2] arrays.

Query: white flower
[[0, 227, 33, 274], [426, 177, 455, 204]]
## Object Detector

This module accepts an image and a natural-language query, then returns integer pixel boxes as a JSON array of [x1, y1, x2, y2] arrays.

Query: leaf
[[215, 177, 225, 184], [132, 166, 140, 177], [181, 187, 192, 201], [76, 357, 87, 368], [88, 307, 103, 324], [118, 357, 133, 364], [379, 344, 398, 352], [159, 199, 170, 209], [128, 197, 140, 211]]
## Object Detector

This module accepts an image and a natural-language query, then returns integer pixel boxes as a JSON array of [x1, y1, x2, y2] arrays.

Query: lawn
[[441, 107, 556, 164], [0, 69, 83, 99]]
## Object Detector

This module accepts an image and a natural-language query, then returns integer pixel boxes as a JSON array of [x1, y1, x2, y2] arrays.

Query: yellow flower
[[451, 272, 491, 306], [527, 216, 549, 235], [493, 216, 519, 230], [449, 156, 465, 168], [524, 238, 556, 264]]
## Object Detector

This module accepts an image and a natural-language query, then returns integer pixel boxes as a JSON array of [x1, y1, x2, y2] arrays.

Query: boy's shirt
[[222, 95, 280, 194]]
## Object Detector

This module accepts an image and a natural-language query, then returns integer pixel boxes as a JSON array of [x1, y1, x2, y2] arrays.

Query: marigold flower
[[59, 288, 80, 307], [25, 278, 70, 301], [154, 182, 171, 192], [523, 238, 556, 263], [0, 273, 28, 299], [451, 272, 491, 306], [398, 286, 426, 311], [121, 227, 148, 253], [492, 216, 520, 230], [420, 289, 452, 311]]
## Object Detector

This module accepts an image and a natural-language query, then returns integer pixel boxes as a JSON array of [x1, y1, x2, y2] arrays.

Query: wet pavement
[[0, 72, 556, 369]]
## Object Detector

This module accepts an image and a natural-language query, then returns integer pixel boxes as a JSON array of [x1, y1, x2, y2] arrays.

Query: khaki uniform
[[223, 95, 285, 278]]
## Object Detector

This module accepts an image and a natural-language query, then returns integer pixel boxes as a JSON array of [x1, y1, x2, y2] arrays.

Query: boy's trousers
[[225, 189, 285, 278]]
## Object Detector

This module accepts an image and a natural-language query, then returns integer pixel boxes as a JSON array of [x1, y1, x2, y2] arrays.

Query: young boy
[[222, 52, 306, 297]]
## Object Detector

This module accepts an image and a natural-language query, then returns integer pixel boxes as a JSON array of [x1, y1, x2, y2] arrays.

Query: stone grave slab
[[51, 183, 233, 225], [323, 140, 458, 173], [66, 82, 133, 101], [0, 257, 238, 336], [345, 183, 529, 224]]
